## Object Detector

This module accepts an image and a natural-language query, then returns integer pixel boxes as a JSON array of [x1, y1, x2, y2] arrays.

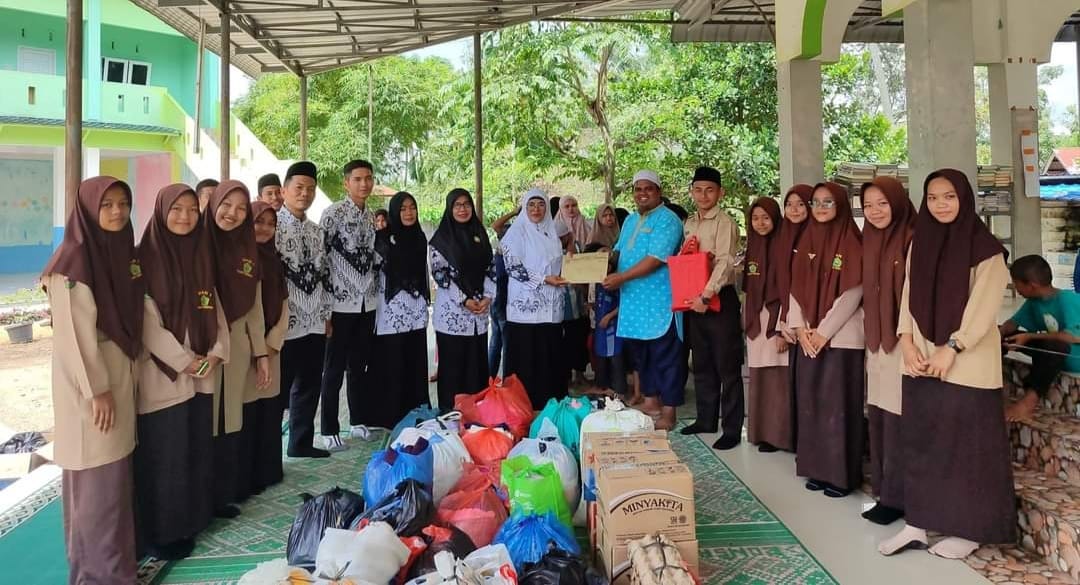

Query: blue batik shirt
[[613, 205, 684, 341]]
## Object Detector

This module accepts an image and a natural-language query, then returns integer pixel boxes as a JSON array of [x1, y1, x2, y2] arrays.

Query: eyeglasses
[[809, 199, 836, 209], [452, 202, 472, 210]]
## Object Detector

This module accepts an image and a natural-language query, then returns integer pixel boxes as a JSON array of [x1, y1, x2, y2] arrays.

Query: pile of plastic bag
[[286, 487, 365, 569]]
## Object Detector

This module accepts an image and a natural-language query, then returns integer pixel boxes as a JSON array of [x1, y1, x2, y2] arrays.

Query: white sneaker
[[350, 425, 373, 441], [322, 434, 348, 452]]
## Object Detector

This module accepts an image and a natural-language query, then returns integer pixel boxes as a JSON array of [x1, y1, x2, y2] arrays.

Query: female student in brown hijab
[[859, 177, 916, 526], [879, 169, 1014, 560], [590, 203, 621, 249], [204, 180, 272, 517], [135, 184, 230, 559], [249, 201, 290, 491], [42, 176, 144, 584], [787, 182, 865, 499], [743, 197, 792, 453]]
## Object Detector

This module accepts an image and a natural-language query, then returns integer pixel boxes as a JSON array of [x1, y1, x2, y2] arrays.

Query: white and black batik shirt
[[320, 199, 379, 313], [501, 243, 564, 325], [276, 208, 333, 340], [430, 246, 496, 336]]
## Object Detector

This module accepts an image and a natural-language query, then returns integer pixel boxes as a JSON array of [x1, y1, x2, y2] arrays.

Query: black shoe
[[712, 435, 741, 450], [680, 422, 717, 436], [823, 485, 851, 498], [149, 538, 195, 561], [805, 479, 826, 491], [757, 442, 778, 453], [214, 504, 241, 519], [287, 447, 330, 459], [862, 503, 905, 525]]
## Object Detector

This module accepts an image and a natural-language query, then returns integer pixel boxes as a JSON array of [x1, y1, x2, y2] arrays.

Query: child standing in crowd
[[789, 182, 865, 499], [860, 177, 916, 526], [430, 188, 496, 407], [1001, 254, 1080, 422], [136, 183, 228, 560], [374, 192, 431, 423], [584, 242, 625, 397], [43, 177, 144, 583], [880, 169, 1014, 560], [742, 197, 791, 453], [250, 201, 289, 491]]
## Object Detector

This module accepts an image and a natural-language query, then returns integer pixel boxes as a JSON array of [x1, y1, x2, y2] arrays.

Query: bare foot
[[1005, 391, 1038, 423], [654, 406, 677, 430], [633, 397, 662, 417]]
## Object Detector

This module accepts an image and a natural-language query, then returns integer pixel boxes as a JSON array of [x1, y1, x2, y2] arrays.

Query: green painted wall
[[0, 0, 181, 36], [0, 5, 220, 129]]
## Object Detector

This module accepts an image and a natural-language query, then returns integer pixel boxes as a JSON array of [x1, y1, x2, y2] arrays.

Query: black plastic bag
[[353, 479, 434, 537], [285, 487, 365, 569], [407, 524, 478, 579], [520, 548, 608, 585]]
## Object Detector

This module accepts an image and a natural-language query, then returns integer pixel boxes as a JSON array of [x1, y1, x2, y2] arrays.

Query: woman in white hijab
[[502, 188, 569, 408]]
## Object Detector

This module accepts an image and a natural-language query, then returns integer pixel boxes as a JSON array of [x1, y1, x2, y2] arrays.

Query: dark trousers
[[594, 352, 627, 395], [282, 333, 326, 453], [488, 309, 508, 377], [686, 286, 745, 436], [1017, 339, 1070, 397], [625, 321, 688, 407], [319, 311, 376, 436]]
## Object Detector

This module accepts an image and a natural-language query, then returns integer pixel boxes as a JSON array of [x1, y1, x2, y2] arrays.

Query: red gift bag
[[668, 236, 720, 312]]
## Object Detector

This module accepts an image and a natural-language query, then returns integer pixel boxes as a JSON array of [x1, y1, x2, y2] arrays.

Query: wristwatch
[[946, 338, 963, 353]]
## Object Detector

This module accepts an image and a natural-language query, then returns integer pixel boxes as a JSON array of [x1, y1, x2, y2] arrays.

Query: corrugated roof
[[0, 116, 181, 135]]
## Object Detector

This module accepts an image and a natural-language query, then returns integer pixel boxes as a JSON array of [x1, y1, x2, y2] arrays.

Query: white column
[[988, 61, 1039, 259], [903, 0, 978, 203], [52, 147, 66, 249], [778, 59, 824, 188], [83, 147, 101, 179]]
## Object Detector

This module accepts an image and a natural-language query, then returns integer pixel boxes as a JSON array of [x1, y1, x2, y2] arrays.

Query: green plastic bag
[[528, 396, 593, 459], [501, 455, 572, 528]]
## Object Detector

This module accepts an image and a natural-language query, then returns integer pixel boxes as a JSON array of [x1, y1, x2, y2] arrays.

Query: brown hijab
[[204, 180, 260, 323], [590, 203, 621, 248], [909, 168, 1007, 345], [770, 184, 814, 322], [252, 201, 289, 332], [861, 177, 916, 353], [138, 184, 218, 380], [790, 182, 863, 329], [743, 197, 782, 340], [41, 176, 144, 360]]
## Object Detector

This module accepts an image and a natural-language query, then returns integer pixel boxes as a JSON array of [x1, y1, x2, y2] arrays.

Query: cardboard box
[[597, 463, 696, 543], [597, 531, 699, 585], [581, 431, 668, 468]]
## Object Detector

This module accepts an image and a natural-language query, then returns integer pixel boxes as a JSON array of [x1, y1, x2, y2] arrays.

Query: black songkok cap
[[691, 166, 722, 188], [285, 161, 317, 182], [258, 173, 281, 191]]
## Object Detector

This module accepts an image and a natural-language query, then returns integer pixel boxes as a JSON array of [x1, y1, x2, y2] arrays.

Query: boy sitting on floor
[[1001, 254, 1080, 422]]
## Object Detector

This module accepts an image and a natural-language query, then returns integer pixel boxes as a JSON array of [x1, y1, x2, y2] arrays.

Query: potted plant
[[1, 308, 49, 344]]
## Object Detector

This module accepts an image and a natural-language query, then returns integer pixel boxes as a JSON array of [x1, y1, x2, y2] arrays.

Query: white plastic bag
[[418, 410, 463, 434], [579, 396, 654, 437], [238, 558, 313, 585], [314, 524, 409, 584], [393, 427, 472, 502], [508, 419, 580, 511], [405, 544, 516, 585]]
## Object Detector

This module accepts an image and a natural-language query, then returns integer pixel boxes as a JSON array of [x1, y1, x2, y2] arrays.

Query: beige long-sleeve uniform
[[250, 299, 289, 402], [897, 254, 1009, 389], [217, 284, 268, 434], [786, 286, 866, 350], [137, 296, 230, 415], [47, 274, 137, 471]]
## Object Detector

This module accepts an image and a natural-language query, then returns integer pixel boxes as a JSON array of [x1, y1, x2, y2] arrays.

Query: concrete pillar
[[86, 0, 101, 121], [84, 147, 101, 179], [777, 59, 824, 188], [52, 147, 66, 249], [903, 0, 978, 204], [989, 61, 1040, 259]]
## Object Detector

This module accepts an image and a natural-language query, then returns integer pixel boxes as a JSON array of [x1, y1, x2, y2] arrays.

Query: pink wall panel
[[133, 153, 173, 241]]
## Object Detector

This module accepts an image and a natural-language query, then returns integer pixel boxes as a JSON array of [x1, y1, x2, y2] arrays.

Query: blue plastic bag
[[389, 405, 441, 444], [492, 512, 580, 573], [528, 397, 592, 459], [362, 439, 435, 509]]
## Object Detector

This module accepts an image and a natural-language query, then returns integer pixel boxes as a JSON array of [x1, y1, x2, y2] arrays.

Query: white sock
[[878, 524, 928, 556], [929, 537, 979, 560], [322, 434, 347, 451], [350, 425, 372, 441]]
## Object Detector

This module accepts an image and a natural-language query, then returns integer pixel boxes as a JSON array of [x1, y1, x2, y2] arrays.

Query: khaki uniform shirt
[[47, 274, 136, 470], [898, 254, 1009, 390], [682, 206, 739, 298], [217, 284, 268, 434]]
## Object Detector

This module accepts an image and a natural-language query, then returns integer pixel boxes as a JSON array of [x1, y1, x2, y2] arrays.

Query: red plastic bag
[[669, 237, 720, 313], [461, 424, 514, 466], [456, 376, 535, 439], [437, 487, 509, 547], [396, 536, 427, 584], [452, 462, 505, 496]]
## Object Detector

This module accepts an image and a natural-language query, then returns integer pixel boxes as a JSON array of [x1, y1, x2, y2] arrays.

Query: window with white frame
[[101, 57, 152, 86]]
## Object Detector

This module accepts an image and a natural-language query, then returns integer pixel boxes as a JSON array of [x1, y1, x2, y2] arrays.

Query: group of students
[[47, 154, 1074, 582]]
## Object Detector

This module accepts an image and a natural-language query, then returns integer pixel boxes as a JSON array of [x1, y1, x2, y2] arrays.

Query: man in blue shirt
[[603, 170, 686, 430], [1001, 254, 1080, 422]]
